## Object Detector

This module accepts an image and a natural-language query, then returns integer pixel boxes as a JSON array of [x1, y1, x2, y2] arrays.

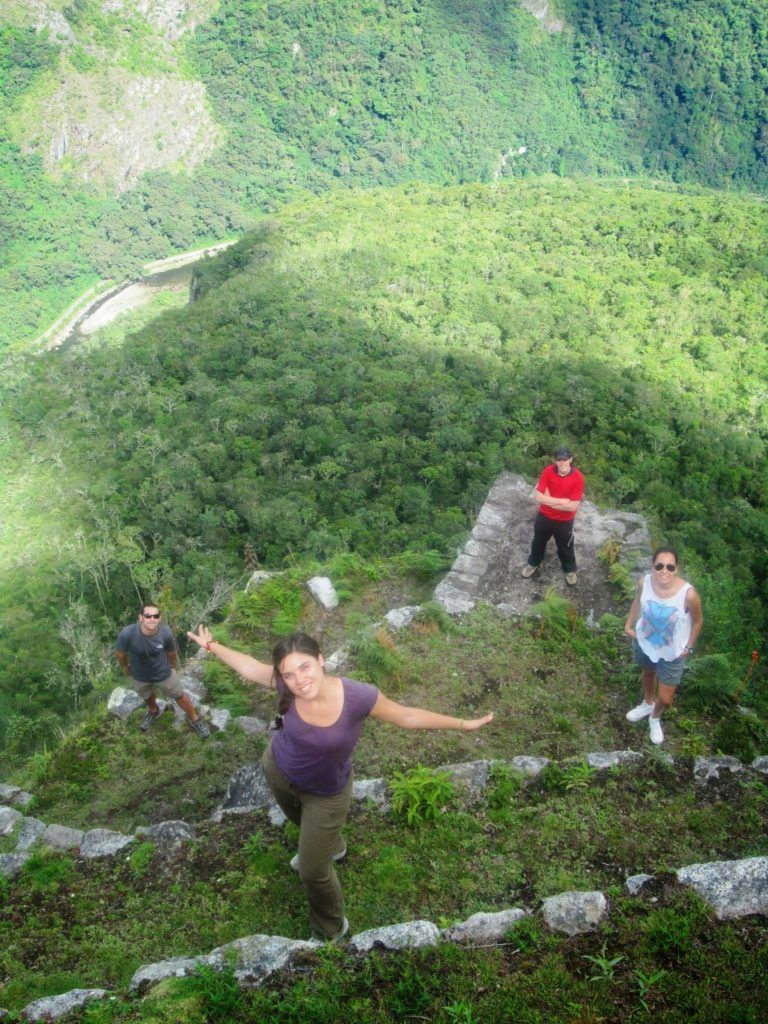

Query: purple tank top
[[271, 677, 379, 795]]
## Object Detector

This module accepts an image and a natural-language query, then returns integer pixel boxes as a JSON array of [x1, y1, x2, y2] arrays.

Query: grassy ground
[[2, 601, 766, 1018]]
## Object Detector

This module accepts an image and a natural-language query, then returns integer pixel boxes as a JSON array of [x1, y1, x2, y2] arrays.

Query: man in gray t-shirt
[[115, 603, 209, 738]]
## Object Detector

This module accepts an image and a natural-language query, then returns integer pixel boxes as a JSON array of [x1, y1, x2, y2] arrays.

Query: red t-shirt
[[537, 464, 584, 522]]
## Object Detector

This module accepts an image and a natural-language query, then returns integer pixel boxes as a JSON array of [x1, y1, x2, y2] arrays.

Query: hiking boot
[[565, 571, 578, 586], [190, 718, 210, 739], [291, 846, 347, 872], [310, 917, 350, 944], [649, 716, 664, 745], [139, 707, 163, 732], [626, 702, 654, 723], [521, 564, 538, 579]]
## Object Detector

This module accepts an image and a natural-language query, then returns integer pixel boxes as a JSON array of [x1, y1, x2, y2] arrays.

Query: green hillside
[[2, 0, 768, 346], [1, 177, 766, 766]]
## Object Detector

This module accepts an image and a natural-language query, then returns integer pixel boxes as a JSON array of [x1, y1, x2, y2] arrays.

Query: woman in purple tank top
[[187, 626, 493, 942]]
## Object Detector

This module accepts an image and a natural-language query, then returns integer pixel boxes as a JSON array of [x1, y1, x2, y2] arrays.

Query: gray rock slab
[[508, 755, 551, 777], [234, 716, 268, 736], [585, 750, 644, 770], [21, 989, 108, 1021], [42, 824, 84, 851], [181, 675, 208, 703], [17, 817, 46, 851], [107, 686, 143, 720], [349, 920, 440, 954], [307, 576, 339, 611], [0, 784, 33, 807], [0, 806, 22, 836], [268, 802, 287, 827], [352, 777, 389, 811], [384, 606, 421, 630], [442, 908, 528, 944], [751, 756, 768, 775], [439, 761, 490, 802], [693, 756, 744, 783], [625, 873, 655, 896], [213, 763, 272, 820], [0, 851, 31, 880], [433, 579, 475, 615], [80, 829, 134, 859], [211, 934, 316, 988], [677, 856, 768, 920], [210, 708, 231, 731], [541, 891, 608, 936]]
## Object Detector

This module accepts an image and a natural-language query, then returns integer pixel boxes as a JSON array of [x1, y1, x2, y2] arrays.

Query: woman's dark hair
[[272, 633, 322, 717], [652, 546, 678, 565]]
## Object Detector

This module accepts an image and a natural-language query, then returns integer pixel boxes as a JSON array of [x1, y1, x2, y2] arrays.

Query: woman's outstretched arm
[[187, 624, 274, 688], [369, 692, 493, 731]]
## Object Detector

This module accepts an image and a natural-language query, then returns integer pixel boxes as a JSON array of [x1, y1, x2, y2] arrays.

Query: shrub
[[683, 654, 740, 711]]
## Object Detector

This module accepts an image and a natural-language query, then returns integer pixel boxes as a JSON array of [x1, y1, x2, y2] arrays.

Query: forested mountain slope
[[1, 178, 766, 766], [2, 0, 768, 346]]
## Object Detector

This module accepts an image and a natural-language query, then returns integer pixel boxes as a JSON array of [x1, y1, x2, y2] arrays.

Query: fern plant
[[390, 766, 456, 826]]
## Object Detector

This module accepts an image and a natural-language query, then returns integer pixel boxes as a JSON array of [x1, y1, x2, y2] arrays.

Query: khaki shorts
[[131, 669, 185, 701]]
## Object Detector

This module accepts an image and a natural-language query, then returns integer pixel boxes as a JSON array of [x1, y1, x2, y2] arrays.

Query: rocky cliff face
[[9, 0, 221, 192], [519, 0, 565, 34]]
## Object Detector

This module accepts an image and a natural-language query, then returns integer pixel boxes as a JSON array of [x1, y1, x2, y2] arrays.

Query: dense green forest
[[1, 178, 767, 766], [2, 0, 768, 346]]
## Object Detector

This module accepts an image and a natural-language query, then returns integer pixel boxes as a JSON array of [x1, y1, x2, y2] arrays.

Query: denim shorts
[[632, 640, 685, 686]]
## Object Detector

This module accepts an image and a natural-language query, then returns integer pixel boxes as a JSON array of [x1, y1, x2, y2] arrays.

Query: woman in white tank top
[[623, 548, 703, 745]]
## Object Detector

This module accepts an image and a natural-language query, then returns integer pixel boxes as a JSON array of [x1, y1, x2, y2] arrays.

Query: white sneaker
[[649, 716, 663, 744], [521, 564, 537, 579], [626, 702, 654, 723], [291, 846, 347, 872]]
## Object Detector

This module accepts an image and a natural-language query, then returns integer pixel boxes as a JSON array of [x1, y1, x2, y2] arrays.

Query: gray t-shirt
[[115, 622, 176, 682]]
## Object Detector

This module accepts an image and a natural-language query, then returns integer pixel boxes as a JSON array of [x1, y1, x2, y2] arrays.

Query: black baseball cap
[[554, 447, 572, 460]]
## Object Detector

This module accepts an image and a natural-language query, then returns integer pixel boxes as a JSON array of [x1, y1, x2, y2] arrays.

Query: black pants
[[527, 512, 576, 573]]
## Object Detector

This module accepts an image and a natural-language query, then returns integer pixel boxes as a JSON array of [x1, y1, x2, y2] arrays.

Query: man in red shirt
[[521, 446, 584, 586]]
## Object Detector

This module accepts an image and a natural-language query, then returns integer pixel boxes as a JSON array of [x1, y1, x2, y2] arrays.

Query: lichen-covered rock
[[234, 716, 268, 736], [213, 763, 272, 820], [508, 755, 551, 777], [352, 777, 389, 811], [324, 648, 349, 673], [0, 806, 22, 836], [625, 873, 655, 896], [135, 820, 196, 858], [79, 829, 134, 859], [107, 686, 144, 720], [541, 891, 608, 936], [307, 576, 339, 610], [693, 756, 744, 784], [0, 784, 33, 807], [21, 988, 108, 1021], [210, 934, 317, 988], [439, 761, 490, 803], [677, 857, 768, 920], [17, 817, 46, 852], [349, 920, 440, 954], [0, 851, 31, 880], [210, 708, 231, 732], [585, 751, 643, 770], [384, 606, 421, 630], [41, 824, 84, 851], [129, 955, 208, 994], [751, 756, 768, 775], [442, 908, 528, 944]]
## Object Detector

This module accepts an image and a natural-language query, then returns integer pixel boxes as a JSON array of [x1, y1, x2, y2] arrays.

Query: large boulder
[[107, 686, 143, 720], [41, 824, 84, 851], [0, 784, 33, 807], [307, 577, 339, 611], [213, 763, 273, 821], [0, 807, 22, 835]]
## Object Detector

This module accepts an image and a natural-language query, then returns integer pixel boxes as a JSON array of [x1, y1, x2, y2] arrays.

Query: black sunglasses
[[142, 612, 161, 619], [653, 563, 676, 572]]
